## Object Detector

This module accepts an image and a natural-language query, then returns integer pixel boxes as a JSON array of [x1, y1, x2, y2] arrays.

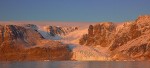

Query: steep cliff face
[[0, 24, 72, 61], [79, 15, 150, 60]]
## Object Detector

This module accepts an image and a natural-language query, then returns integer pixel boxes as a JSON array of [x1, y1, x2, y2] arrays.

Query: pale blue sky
[[0, 0, 150, 22]]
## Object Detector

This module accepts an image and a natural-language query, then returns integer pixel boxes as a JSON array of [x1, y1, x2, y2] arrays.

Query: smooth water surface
[[0, 61, 150, 68]]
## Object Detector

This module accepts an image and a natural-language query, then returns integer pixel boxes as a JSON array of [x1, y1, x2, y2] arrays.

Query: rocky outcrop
[[79, 15, 150, 60], [79, 22, 116, 47], [0, 24, 72, 61]]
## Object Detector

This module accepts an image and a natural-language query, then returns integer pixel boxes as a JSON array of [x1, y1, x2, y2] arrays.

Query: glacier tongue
[[59, 27, 110, 61]]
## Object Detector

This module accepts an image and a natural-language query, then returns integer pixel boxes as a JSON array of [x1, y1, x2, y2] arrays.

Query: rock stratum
[[79, 15, 150, 61]]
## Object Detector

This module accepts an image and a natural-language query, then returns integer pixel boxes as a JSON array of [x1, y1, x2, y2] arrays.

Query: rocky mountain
[[79, 15, 150, 61], [0, 15, 150, 61], [0, 24, 72, 61]]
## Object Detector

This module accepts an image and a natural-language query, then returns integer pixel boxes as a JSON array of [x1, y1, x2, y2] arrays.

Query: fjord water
[[0, 61, 150, 68]]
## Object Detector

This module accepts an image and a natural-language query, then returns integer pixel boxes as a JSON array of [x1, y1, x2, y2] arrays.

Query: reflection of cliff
[[0, 24, 72, 61], [79, 15, 150, 60]]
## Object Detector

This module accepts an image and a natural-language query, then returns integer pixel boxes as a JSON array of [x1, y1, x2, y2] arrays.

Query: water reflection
[[0, 61, 150, 68]]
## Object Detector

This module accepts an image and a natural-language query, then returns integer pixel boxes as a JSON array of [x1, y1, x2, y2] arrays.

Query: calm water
[[0, 61, 150, 68]]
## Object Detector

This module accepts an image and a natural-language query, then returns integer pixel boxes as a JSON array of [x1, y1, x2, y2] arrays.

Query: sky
[[0, 0, 150, 22]]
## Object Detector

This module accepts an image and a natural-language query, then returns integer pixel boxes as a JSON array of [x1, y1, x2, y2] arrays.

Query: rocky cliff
[[79, 15, 150, 61], [79, 22, 116, 47]]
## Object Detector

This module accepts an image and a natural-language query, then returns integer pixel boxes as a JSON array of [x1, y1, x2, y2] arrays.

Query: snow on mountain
[[37, 25, 78, 40]]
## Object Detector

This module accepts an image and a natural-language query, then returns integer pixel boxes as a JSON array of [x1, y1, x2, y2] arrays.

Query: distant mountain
[[79, 15, 150, 61]]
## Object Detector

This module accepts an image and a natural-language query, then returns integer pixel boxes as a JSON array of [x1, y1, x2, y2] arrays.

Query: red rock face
[[0, 24, 72, 61]]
